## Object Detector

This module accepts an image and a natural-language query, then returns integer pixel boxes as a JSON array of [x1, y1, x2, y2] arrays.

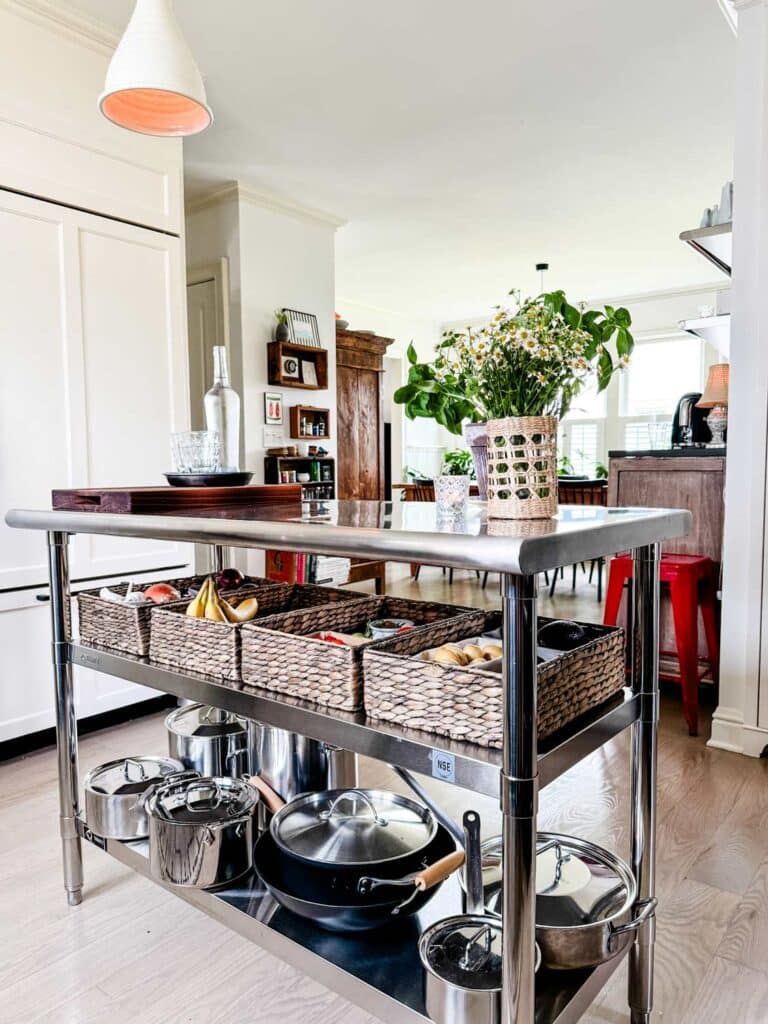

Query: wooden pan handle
[[414, 850, 465, 892], [245, 774, 286, 815]]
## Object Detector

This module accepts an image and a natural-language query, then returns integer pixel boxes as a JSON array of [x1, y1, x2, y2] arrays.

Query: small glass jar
[[435, 474, 470, 517]]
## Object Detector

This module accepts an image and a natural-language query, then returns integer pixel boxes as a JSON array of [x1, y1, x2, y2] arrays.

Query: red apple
[[215, 568, 244, 592], [143, 582, 181, 604]]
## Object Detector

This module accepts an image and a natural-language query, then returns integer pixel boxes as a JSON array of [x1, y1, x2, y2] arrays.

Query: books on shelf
[[266, 550, 351, 587]]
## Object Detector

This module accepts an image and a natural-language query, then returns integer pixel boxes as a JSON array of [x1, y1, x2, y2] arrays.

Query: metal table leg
[[500, 573, 538, 1024], [628, 543, 660, 1023], [48, 531, 83, 907]]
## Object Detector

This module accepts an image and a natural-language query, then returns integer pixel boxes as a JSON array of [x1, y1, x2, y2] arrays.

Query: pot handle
[[123, 758, 147, 782], [319, 789, 388, 827], [246, 774, 286, 815], [607, 897, 658, 950], [413, 850, 466, 892]]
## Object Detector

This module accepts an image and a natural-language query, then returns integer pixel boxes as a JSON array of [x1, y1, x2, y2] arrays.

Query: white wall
[[187, 185, 340, 573]]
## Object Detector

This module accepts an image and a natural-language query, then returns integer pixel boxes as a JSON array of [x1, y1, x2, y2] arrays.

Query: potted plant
[[442, 449, 474, 477], [274, 309, 290, 343], [394, 290, 633, 514]]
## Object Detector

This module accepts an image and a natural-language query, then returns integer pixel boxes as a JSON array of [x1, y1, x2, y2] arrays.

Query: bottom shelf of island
[[83, 829, 628, 1024]]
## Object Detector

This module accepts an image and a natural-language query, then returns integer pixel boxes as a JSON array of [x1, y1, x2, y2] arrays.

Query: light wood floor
[[3, 565, 767, 1024]]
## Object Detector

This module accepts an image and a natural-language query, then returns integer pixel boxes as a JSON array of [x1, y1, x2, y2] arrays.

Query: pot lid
[[479, 833, 634, 928], [147, 775, 258, 823], [272, 788, 436, 866], [165, 703, 248, 739], [420, 915, 504, 991], [85, 756, 183, 796]]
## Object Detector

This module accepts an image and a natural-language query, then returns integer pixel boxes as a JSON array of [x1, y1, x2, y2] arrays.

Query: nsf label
[[431, 749, 455, 783]]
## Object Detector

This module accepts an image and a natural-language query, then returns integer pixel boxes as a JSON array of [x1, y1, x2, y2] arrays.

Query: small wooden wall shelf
[[268, 341, 328, 390], [289, 405, 330, 440]]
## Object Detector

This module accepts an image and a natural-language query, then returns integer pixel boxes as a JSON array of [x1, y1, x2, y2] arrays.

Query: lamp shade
[[696, 363, 730, 408], [99, 0, 212, 137]]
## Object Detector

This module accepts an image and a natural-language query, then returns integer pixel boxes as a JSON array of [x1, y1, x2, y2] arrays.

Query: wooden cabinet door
[[336, 366, 383, 500]]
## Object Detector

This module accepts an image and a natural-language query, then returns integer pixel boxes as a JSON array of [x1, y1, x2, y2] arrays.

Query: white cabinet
[[0, 188, 191, 741], [0, 6, 183, 233], [0, 188, 191, 589]]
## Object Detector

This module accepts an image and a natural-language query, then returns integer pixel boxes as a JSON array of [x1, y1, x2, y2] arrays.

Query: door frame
[[187, 257, 232, 359]]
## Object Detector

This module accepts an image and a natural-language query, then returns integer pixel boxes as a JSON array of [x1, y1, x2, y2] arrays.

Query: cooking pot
[[166, 704, 344, 800], [84, 755, 184, 840], [165, 704, 251, 778], [144, 773, 260, 889], [420, 915, 541, 1024], [470, 832, 657, 970]]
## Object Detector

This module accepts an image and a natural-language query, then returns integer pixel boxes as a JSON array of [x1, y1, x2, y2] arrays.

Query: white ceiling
[[67, 0, 736, 320]]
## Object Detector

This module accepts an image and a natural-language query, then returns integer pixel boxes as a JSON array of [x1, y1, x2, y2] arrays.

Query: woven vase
[[486, 415, 558, 519]]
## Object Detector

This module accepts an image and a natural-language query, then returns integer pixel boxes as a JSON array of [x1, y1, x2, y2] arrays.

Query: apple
[[143, 582, 181, 604], [215, 568, 244, 592]]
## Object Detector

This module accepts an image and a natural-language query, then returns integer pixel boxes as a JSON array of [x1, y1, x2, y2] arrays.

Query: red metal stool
[[603, 553, 719, 736]]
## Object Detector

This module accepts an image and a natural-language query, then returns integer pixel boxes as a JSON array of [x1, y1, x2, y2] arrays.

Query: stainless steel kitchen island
[[6, 499, 691, 1024]]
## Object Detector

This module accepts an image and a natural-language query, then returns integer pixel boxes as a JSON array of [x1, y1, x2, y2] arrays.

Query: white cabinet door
[[70, 209, 191, 580], [0, 189, 191, 588]]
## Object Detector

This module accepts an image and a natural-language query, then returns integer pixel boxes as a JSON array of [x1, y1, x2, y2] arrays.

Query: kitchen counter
[[608, 447, 726, 458], [6, 500, 691, 577]]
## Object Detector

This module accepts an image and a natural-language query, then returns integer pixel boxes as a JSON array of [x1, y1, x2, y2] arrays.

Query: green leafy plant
[[403, 465, 433, 483], [274, 309, 288, 326], [441, 449, 474, 477], [558, 453, 576, 477], [394, 290, 634, 433], [595, 462, 608, 479]]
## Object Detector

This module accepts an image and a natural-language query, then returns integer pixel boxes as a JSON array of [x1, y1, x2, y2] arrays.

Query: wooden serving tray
[[52, 484, 302, 514]]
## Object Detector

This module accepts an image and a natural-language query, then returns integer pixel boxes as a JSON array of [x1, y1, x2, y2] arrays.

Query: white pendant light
[[99, 0, 213, 137]]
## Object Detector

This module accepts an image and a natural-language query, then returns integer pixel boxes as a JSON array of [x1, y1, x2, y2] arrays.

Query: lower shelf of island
[[86, 831, 628, 1024], [70, 643, 640, 797]]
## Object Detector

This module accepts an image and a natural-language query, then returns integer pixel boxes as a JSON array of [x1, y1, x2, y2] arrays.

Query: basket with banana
[[185, 577, 260, 625]]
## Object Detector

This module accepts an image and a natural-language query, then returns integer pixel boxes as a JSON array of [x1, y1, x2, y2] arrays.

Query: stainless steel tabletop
[[5, 500, 691, 575]]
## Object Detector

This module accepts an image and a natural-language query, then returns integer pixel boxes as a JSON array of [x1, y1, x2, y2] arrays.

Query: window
[[559, 420, 603, 477], [620, 335, 703, 417]]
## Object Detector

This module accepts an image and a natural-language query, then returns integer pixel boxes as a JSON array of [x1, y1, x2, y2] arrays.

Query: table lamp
[[696, 363, 729, 447]]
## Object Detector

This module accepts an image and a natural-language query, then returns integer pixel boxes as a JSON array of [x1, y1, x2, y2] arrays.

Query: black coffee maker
[[671, 392, 711, 447]]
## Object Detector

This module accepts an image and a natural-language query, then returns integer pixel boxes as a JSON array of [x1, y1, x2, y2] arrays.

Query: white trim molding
[[1, 0, 119, 55], [186, 182, 346, 230], [709, 706, 768, 757]]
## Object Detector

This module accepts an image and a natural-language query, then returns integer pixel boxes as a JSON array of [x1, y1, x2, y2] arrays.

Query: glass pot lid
[[148, 775, 258, 824], [477, 833, 635, 927], [420, 915, 504, 991], [85, 756, 183, 796], [272, 788, 437, 865], [165, 703, 248, 739]]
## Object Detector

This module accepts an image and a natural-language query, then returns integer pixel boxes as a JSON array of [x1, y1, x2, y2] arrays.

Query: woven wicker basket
[[149, 581, 363, 682], [486, 415, 558, 520], [364, 612, 625, 747], [77, 575, 217, 657], [241, 596, 486, 712]]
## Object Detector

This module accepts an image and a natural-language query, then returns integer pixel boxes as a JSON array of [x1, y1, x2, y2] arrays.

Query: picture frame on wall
[[300, 360, 318, 387], [281, 355, 301, 379], [283, 308, 321, 348], [264, 391, 284, 424]]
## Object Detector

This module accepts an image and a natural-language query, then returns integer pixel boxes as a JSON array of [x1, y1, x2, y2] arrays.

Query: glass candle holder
[[171, 430, 221, 473], [435, 474, 470, 517]]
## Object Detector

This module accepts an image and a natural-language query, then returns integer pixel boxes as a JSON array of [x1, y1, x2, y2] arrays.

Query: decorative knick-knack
[[204, 346, 241, 471]]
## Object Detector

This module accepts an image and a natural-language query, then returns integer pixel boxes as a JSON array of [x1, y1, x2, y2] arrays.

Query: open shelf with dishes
[[268, 341, 328, 390]]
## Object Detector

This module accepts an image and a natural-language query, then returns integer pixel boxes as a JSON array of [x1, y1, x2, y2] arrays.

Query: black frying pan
[[253, 825, 462, 932]]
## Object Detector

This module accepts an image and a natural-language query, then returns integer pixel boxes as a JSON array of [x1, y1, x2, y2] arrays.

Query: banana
[[225, 596, 259, 623], [220, 594, 240, 624], [185, 577, 210, 618], [204, 581, 228, 622]]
